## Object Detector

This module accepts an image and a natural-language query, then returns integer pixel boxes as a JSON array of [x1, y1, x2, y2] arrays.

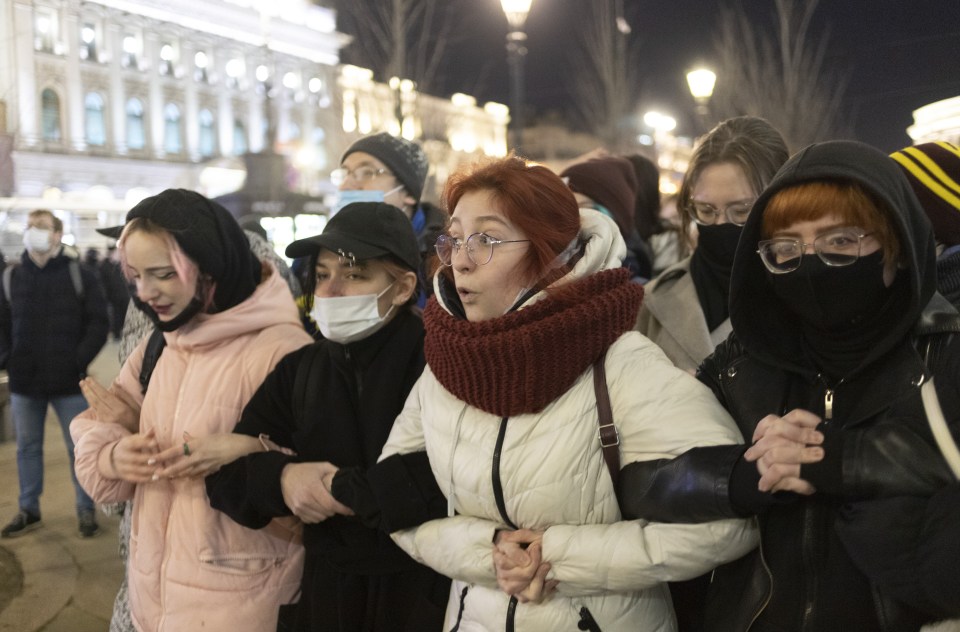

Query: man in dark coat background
[[0, 209, 108, 539]]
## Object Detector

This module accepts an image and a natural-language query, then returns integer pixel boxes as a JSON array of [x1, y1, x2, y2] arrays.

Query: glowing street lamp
[[500, 0, 533, 152], [686, 67, 716, 132]]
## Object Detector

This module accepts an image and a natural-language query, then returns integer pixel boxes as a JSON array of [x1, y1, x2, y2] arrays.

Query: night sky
[[347, 0, 960, 153]]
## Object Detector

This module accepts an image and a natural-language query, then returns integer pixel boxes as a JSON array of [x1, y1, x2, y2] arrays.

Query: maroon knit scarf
[[424, 268, 644, 417]]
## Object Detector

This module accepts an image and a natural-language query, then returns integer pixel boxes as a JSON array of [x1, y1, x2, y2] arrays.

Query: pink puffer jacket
[[72, 264, 312, 632]]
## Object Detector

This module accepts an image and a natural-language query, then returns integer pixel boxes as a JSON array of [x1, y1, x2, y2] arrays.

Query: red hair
[[440, 155, 581, 286], [763, 181, 900, 264]]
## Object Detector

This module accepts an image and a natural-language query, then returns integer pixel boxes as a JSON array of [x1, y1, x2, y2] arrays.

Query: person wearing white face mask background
[[0, 209, 109, 539], [322, 133, 446, 309], [206, 202, 450, 632], [370, 155, 757, 631]]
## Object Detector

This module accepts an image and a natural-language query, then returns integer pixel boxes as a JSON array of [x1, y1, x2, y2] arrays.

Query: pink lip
[[151, 304, 171, 315], [457, 288, 476, 302]]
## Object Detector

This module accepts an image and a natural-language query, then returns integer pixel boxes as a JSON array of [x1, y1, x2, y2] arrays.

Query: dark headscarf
[[125, 189, 261, 318]]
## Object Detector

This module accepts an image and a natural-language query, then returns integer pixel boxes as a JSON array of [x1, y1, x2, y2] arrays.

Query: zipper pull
[[824, 388, 834, 422]]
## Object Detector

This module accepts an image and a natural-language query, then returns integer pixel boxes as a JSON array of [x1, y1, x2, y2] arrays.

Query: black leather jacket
[[620, 296, 960, 631]]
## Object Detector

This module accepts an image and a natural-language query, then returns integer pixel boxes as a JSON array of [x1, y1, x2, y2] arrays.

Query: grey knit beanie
[[341, 132, 429, 202]]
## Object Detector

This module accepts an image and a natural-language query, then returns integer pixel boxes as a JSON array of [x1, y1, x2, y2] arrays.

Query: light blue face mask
[[332, 185, 403, 214]]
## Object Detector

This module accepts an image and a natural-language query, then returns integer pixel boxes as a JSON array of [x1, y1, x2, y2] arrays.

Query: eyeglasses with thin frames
[[757, 228, 875, 274], [330, 166, 390, 186], [688, 199, 756, 226], [435, 232, 530, 267]]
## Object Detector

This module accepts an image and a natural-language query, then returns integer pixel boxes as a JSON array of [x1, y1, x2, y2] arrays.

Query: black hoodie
[[619, 141, 960, 631], [730, 140, 938, 379]]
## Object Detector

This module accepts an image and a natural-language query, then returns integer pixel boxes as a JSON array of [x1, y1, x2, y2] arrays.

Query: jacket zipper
[[492, 416, 520, 630], [800, 504, 818, 630], [823, 387, 834, 422], [746, 518, 774, 630], [159, 353, 194, 630], [343, 348, 363, 400]]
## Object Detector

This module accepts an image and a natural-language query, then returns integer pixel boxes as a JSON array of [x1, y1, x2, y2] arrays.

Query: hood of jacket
[[432, 207, 626, 316], [729, 140, 937, 376], [164, 262, 302, 352]]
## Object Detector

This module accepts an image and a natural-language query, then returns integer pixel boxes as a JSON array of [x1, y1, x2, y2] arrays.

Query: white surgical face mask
[[23, 227, 53, 253], [310, 283, 396, 344], [333, 185, 403, 214]]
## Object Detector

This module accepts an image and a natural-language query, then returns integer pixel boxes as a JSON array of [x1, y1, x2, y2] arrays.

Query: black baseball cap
[[96, 225, 124, 239], [285, 202, 421, 272]]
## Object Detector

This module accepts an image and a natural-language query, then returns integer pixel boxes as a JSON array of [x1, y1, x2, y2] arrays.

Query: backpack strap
[[2, 262, 82, 302], [593, 348, 620, 489], [138, 328, 167, 394], [919, 332, 960, 480], [2, 265, 13, 303], [68, 260, 84, 299]]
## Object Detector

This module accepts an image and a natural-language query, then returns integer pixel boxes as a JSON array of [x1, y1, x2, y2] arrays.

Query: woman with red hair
[[376, 155, 756, 631]]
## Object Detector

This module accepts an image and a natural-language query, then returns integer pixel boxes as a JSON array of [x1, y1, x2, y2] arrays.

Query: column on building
[[182, 38, 200, 161], [248, 54, 265, 154], [64, 8, 86, 151], [217, 49, 235, 157], [144, 29, 162, 157], [107, 21, 126, 154], [14, 2, 38, 146]]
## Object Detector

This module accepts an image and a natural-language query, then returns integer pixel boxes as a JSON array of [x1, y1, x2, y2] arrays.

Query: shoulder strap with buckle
[[593, 348, 620, 489]]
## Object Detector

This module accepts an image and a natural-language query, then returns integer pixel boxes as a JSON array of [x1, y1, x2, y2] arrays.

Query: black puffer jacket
[[620, 141, 960, 631], [206, 308, 449, 631], [0, 249, 109, 396]]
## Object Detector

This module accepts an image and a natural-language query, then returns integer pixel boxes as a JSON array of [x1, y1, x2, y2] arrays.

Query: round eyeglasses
[[435, 232, 530, 267], [688, 199, 756, 226], [330, 166, 389, 186], [757, 228, 875, 274]]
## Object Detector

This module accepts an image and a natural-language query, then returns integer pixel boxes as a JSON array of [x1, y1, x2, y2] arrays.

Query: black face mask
[[769, 250, 889, 331], [131, 295, 205, 332], [696, 223, 742, 267]]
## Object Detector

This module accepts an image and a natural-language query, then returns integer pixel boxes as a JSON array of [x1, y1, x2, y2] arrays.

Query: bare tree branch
[[569, 0, 641, 151], [711, 0, 850, 151], [336, 0, 462, 95]]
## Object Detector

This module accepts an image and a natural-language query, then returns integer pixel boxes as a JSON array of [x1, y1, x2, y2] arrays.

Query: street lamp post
[[500, 0, 533, 153], [686, 67, 717, 133]]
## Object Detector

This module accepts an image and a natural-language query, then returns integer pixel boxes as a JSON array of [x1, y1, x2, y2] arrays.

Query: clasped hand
[[744, 408, 825, 494], [149, 431, 254, 480], [492, 528, 558, 603], [280, 462, 354, 523]]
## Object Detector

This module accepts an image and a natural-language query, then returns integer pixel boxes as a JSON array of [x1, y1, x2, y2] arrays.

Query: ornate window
[[34, 8, 58, 53], [80, 23, 99, 61], [198, 109, 216, 158], [84, 93, 106, 146], [163, 103, 182, 154], [41, 89, 62, 141], [126, 98, 145, 150], [122, 33, 141, 69], [232, 119, 247, 156], [159, 42, 178, 76]]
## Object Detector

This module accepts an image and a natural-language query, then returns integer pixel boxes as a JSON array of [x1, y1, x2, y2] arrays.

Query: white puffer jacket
[[381, 210, 758, 631]]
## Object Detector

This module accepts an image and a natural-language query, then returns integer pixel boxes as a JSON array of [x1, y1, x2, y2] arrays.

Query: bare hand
[[111, 428, 161, 483], [493, 529, 558, 603], [80, 377, 140, 432], [281, 462, 355, 523], [151, 432, 259, 480], [744, 409, 824, 494]]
